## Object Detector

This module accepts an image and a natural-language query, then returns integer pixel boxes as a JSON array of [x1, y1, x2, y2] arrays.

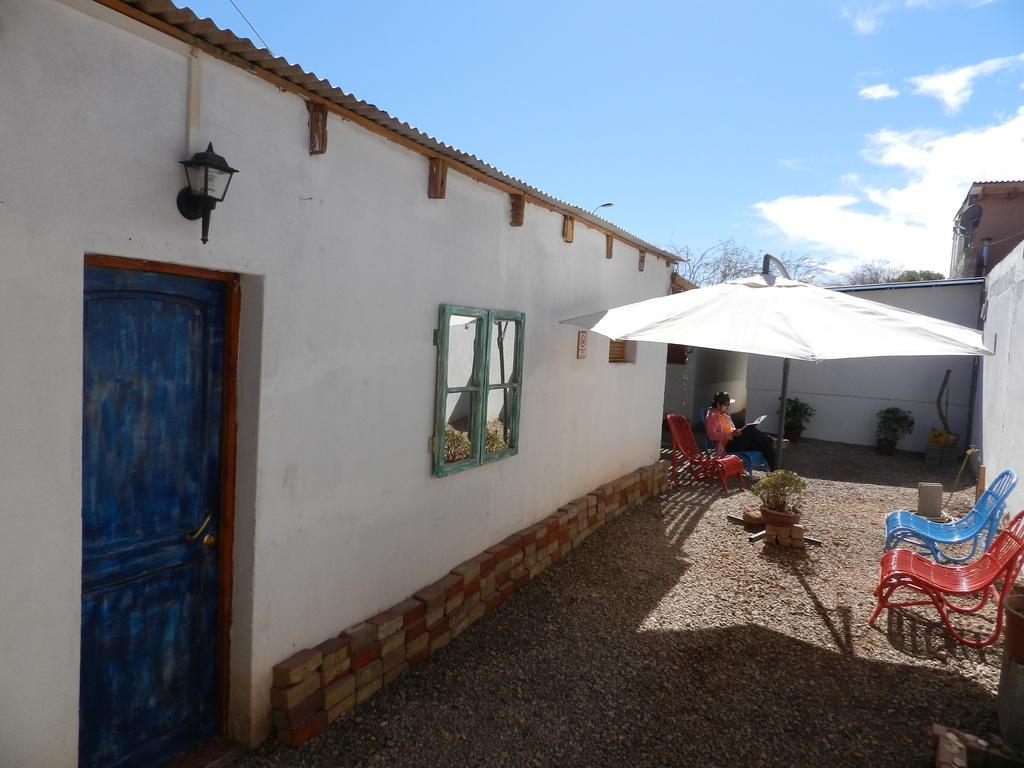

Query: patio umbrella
[[561, 264, 990, 466]]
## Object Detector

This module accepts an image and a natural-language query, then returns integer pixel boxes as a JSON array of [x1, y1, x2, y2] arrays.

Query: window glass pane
[[485, 388, 515, 453], [488, 320, 518, 385], [447, 315, 479, 389], [444, 392, 476, 464]]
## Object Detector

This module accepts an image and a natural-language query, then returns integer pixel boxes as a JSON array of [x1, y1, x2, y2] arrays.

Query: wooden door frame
[[84, 253, 240, 734]]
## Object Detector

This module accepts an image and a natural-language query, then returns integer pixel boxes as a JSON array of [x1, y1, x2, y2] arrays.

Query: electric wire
[[985, 226, 1024, 247], [228, 0, 273, 56]]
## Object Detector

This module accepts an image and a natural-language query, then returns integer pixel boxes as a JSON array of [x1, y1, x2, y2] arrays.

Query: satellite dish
[[957, 202, 983, 234]]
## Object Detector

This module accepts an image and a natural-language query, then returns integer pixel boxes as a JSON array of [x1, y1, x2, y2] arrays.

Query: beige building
[[950, 180, 1024, 277]]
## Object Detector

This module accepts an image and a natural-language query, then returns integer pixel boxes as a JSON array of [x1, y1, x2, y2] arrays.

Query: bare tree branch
[[774, 252, 830, 284], [828, 260, 944, 285], [669, 240, 829, 287]]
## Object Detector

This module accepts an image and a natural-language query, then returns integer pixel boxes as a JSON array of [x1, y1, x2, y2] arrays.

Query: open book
[[742, 414, 767, 430]]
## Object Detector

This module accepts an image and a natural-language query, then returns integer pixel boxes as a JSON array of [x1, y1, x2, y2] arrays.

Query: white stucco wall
[[0, 1, 671, 763], [746, 282, 983, 452], [980, 243, 1024, 515]]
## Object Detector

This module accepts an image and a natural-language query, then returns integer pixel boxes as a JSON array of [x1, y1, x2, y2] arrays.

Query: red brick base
[[269, 460, 670, 746]]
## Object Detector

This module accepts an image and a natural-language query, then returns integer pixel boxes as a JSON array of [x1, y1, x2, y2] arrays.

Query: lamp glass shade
[[205, 167, 234, 201], [181, 143, 238, 202], [184, 164, 208, 197]]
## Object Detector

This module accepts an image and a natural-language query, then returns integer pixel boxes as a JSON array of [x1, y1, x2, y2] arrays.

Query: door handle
[[185, 512, 213, 542]]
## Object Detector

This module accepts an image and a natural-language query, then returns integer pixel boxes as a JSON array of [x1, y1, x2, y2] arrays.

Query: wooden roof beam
[[307, 102, 327, 155], [510, 194, 525, 227], [428, 158, 447, 199]]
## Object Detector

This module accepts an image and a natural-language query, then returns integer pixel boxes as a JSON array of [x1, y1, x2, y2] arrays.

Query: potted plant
[[784, 397, 815, 442], [751, 470, 807, 527], [876, 407, 914, 455]]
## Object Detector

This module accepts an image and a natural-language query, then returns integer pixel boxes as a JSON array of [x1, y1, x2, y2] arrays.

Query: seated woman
[[705, 391, 778, 471]]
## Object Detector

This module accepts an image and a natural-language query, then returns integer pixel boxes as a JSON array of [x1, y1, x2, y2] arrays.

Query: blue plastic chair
[[700, 407, 770, 480], [883, 469, 1018, 564]]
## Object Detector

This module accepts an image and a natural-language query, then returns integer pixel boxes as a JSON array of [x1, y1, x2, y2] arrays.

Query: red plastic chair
[[666, 414, 746, 494], [868, 510, 1024, 648]]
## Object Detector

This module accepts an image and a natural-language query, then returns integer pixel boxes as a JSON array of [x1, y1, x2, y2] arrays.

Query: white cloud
[[819, 257, 861, 278], [842, 0, 999, 34], [909, 52, 1024, 113], [754, 107, 1024, 273], [842, 3, 892, 34], [859, 83, 900, 100]]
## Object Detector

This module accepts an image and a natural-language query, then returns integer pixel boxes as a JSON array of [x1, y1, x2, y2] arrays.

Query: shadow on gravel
[[237, 485, 998, 768], [663, 435, 976, 494], [604, 624, 995, 768], [789, 559, 855, 657], [659, 484, 721, 550], [876, 606, 1004, 667], [755, 553, 864, 661], [783, 438, 973, 491]]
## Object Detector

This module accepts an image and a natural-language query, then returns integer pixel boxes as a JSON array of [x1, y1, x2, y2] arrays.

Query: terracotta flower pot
[[784, 428, 803, 442], [760, 507, 801, 527], [876, 439, 896, 456], [1006, 595, 1024, 664]]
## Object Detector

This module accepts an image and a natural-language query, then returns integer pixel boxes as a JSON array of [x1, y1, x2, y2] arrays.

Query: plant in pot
[[876, 407, 914, 455], [751, 470, 808, 526], [784, 397, 815, 442]]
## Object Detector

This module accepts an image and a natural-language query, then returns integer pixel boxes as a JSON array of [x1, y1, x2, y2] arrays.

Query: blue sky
[[184, 0, 1024, 275]]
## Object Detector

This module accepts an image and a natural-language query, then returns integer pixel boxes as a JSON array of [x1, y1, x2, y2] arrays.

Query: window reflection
[[447, 315, 479, 389]]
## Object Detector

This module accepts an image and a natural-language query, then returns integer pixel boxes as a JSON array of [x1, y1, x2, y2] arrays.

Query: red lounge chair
[[869, 510, 1024, 648], [666, 414, 746, 494]]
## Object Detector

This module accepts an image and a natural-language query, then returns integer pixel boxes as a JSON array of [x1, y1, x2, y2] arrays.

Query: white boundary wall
[[0, 1, 670, 762], [980, 242, 1024, 515], [746, 282, 982, 452]]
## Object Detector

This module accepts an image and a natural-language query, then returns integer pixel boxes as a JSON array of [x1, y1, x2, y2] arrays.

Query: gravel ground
[[238, 439, 1011, 768]]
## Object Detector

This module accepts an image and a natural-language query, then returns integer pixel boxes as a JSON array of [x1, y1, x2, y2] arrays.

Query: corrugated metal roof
[[973, 180, 1024, 185], [106, 0, 679, 263]]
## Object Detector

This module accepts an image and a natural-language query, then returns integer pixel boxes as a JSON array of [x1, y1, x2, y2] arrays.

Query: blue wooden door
[[81, 266, 226, 768]]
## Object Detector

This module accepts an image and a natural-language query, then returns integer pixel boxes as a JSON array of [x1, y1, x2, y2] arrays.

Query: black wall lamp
[[176, 143, 238, 244]]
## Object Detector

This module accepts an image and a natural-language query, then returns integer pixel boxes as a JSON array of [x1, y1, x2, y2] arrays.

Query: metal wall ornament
[[176, 143, 238, 244]]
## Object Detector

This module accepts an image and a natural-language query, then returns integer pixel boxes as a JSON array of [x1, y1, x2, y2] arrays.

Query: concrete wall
[[663, 347, 750, 427], [980, 242, 1024, 515], [0, 1, 671, 763], [746, 282, 982, 452], [664, 348, 700, 423]]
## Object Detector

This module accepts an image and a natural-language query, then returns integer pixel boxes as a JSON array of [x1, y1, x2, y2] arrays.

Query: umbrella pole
[[762, 254, 792, 471], [776, 358, 790, 469]]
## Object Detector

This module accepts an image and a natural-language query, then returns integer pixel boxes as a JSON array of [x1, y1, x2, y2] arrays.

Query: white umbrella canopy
[[562, 272, 989, 468], [561, 274, 989, 361]]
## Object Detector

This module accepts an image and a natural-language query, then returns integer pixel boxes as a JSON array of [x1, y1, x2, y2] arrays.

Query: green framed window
[[433, 304, 525, 477]]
